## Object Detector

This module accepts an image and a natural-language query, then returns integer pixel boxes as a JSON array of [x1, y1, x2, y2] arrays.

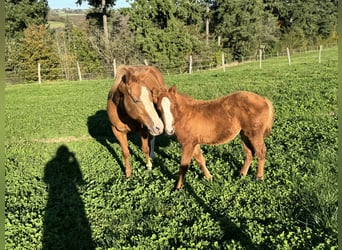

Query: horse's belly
[[190, 123, 240, 145]]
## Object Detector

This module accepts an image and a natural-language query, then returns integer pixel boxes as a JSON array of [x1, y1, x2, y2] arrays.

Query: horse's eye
[[128, 92, 140, 103], [131, 96, 141, 103]]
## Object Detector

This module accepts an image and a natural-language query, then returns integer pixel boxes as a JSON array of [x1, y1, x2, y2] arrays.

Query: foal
[[153, 85, 274, 189]]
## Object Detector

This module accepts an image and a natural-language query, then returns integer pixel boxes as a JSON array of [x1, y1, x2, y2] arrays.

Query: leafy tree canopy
[[5, 0, 49, 38], [75, 0, 115, 8]]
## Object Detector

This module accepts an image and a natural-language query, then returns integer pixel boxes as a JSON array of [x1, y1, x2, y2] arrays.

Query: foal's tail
[[264, 98, 274, 138]]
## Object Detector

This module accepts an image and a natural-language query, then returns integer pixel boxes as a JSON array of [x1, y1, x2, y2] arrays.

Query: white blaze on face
[[140, 86, 164, 135], [161, 97, 174, 135]]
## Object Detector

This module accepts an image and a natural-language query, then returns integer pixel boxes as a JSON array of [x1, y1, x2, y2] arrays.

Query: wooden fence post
[[189, 55, 192, 74], [77, 61, 82, 81], [286, 47, 291, 66], [221, 52, 226, 72], [38, 62, 41, 84], [259, 49, 262, 69], [318, 45, 323, 63], [113, 59, 117, 78]]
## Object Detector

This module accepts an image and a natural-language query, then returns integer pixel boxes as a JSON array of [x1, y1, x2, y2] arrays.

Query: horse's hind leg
[[239, 132, 254, 177], [254, 140, 266, 180], [247, 134, 267, 180], [193, 145, 212, 180], [112, 127, 131, 177]]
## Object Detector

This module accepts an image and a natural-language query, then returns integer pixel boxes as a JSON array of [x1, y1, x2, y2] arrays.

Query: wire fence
[[5, 43, 337, 85]]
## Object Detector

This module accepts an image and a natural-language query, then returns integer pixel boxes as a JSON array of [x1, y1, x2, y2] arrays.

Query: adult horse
[[107, 65, 166, 177], [152, 85, 274, 189]]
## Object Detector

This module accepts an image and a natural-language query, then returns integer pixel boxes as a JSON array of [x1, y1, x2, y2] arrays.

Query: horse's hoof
[[205, 175, 213, 181], [125, 171, 132, 178], [240, 171, 247, 177], [146, 161, 153, 171], [256, 176, 263, 181]]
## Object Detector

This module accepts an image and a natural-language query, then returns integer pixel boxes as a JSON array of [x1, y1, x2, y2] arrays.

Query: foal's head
[[152, 85, 177, 136], [118, 68, 164, 136]]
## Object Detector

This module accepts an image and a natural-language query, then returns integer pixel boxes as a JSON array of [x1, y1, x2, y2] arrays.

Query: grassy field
[[5, 48, 337, 249]]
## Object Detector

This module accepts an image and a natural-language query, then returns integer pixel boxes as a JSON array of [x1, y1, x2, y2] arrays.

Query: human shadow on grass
[[87, 110, 172, 176], [154, 148, 258, 249], [43, 145, 95, 250]]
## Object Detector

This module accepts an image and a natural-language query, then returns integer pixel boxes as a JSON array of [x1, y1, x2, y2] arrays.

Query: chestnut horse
[[107, 65, 166, 177], [153, 85, 274, 189]]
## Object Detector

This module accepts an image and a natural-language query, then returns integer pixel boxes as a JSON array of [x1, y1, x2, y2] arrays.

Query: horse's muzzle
[[165, 128, 175, 136], [149, 124, 164, 136]]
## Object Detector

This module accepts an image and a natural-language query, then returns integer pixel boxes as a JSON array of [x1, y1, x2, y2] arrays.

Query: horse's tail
[[264, 98, 274, 138], [108, 65, 128, 100]]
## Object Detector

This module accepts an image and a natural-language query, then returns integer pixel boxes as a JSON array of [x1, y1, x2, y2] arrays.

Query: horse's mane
[[174, 90, 213, 108], [108, 65, 127, 100]]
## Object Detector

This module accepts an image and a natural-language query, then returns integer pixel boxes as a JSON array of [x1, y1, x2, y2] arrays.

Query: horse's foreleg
[[240, 132, 254, 177], [112, 127, 131, 177], [149, 135, 156, 159], [193, 145, 212, 180], [140, 130, 152, 170], [176, 144, 195, 190]]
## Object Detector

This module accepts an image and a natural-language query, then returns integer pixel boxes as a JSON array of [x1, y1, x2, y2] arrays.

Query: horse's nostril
[[153, 125, 162, 134]]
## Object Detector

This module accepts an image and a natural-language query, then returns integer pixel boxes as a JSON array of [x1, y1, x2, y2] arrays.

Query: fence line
[[5, 44, 337, 84]]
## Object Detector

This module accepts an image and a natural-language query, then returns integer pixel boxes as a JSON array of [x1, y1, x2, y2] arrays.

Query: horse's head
[[152, 85, 177, 136], [116, 67, 164, 136]]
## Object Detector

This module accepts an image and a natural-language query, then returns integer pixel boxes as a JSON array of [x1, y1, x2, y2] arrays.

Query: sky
[[48, 0, 131, 9]]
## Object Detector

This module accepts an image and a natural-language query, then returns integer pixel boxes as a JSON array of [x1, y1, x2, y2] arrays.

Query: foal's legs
[[251, 136, 267, 180], [176, 144, 195, 190], [140, 129, 152, 170], [239, 132, 254, 177], [112, 126, 131, 177], [240, 132, 266, 180], [193, 145, 212, 180]]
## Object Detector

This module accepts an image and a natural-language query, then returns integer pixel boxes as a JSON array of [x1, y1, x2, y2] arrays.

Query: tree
[[5, 0, 49, 39], [211, 0, 278, 60], [55, 18, 104, 80], [76, 0, 116, 63], [128, 0, 205, 71], [5, 0, 50, 73], [264, 0, 338, 48], [17, 24, 60, 82]]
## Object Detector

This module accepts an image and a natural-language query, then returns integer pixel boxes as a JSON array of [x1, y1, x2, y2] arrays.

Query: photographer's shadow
[[42, 145, 95, 249]]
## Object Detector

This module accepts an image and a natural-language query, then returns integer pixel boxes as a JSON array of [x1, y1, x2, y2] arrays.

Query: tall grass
[[5, 48, 337, 249]]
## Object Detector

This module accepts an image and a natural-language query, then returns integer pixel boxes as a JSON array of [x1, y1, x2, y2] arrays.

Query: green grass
[[5, 48, 337, 249], [47, 21, 65, 29]]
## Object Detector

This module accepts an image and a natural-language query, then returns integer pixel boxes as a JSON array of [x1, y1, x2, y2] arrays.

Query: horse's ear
[[151, 88, 159, 102], [170, 84, 177, 94], [122, 67, 133, 84]]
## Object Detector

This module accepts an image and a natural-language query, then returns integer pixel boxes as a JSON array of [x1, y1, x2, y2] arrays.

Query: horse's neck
[[174, 92, 200, 116]]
